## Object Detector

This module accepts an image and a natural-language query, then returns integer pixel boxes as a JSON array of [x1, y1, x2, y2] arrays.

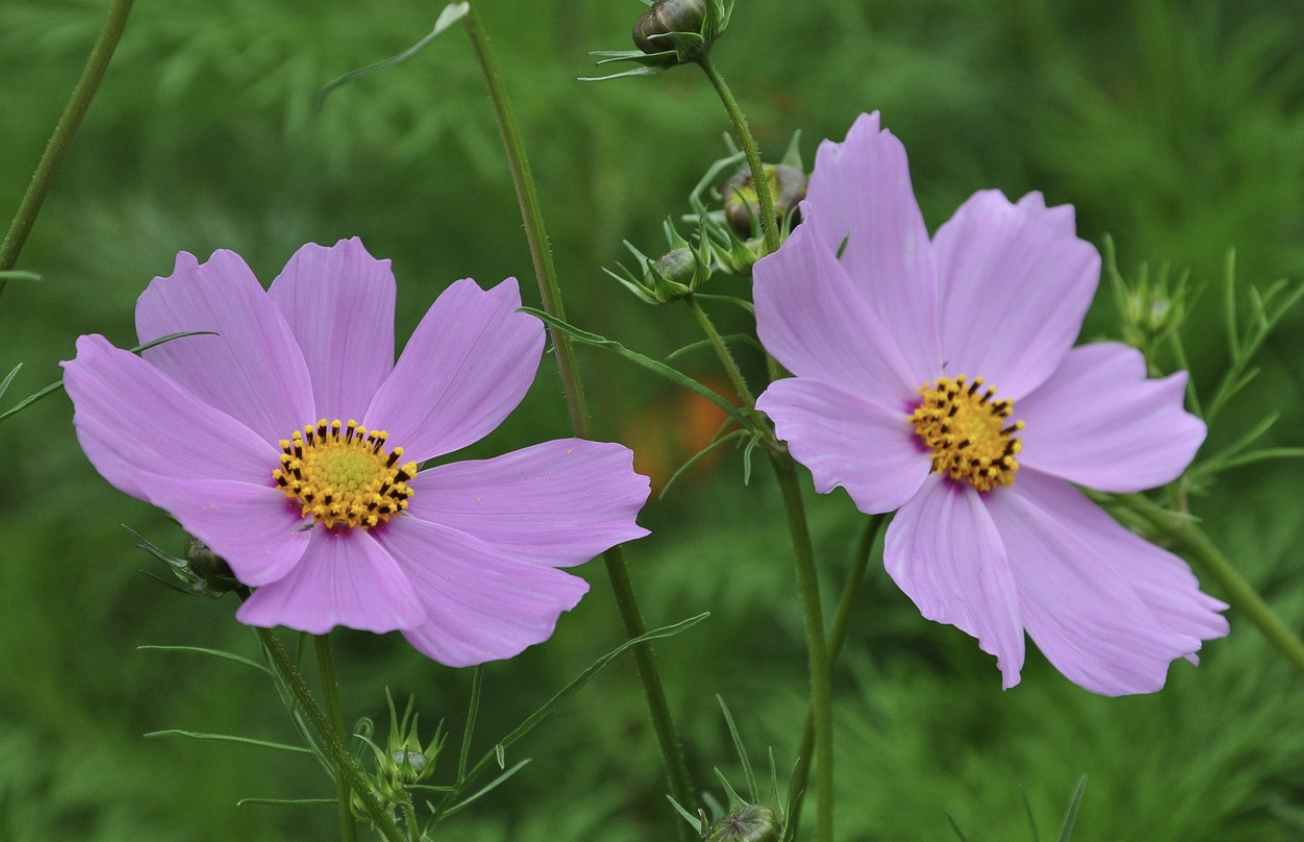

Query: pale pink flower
[[755, 113, 1227, 695], [64, 238, 649, 666]]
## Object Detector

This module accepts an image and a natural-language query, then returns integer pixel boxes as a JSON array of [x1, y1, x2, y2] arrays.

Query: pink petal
[[884, 474, 1025, 688], [987, 470, 1224, 696], [801, 111, 942, 377], [268, 238, 396, 423], [62, 335, 276, 499], [932, 191, 1100, 399], [136, 473, 308, 587], [1017, 343, 1205, 492], [754, 215, 922, 407], [373, 516, 590, 667], [1017, 192, 1076, 237], [406, 439, 649, 568], [364, 278, 543, 462], [135, 250, 315, 444], [236, 527, 425, 634], [1021, 469, 1226, 638], [757, 378, 929, 514]]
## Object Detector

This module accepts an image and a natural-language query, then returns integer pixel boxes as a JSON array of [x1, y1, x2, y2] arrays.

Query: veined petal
[[236, 527, 424, 634], [933, 190, 1100, 399], [406, 440, 649, 568], [987, 470, 1222, 696], [757, 378, 928, 514], [62, 335, 276, 498], [135, 250, 314, 443], [1018, 343, 1205, 492], [802, 111, 942, 375], [884, 474, 1025, 688], [268, 238, 395, 423], [754, 214, 921, 405], [374, 516, 590, 667], [135, 473, 308, 587], [365, 278, 543, 462]]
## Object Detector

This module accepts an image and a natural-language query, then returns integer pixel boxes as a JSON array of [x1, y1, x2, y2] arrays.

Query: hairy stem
[[768, 452, 835, 842], [315, 634, 358, 842], [685, 293, 756, 409], [257, 628, 403, 842], [789, 515, 884, 816], [698, 48, 834, 842], [462, 5, 696, 830], [1, 0, 135, 299], [698, 55, 781, 255]]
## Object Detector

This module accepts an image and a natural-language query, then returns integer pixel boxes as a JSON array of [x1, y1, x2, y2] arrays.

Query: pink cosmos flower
[[63, 238, 650, 667], [754, 113, 1228, 695]]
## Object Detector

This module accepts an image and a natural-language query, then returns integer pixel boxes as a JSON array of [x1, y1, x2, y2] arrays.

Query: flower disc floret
[[274, 418, 418, 529], [909, 375, 1024, 492]]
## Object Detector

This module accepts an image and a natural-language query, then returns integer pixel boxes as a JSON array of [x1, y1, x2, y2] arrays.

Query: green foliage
[[4, 0, 1304, 840]]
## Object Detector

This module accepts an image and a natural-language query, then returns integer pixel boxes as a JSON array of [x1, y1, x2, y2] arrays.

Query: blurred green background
[[3, 0, 1304, 839]]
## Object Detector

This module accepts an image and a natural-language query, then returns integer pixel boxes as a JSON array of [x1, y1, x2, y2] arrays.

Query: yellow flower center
[[909, 375, 1025, 492], [273, 418, 418, 530]]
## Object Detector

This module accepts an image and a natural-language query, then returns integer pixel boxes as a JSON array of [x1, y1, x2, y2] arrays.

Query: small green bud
[[126, 526, 241, 598], [648, 247, 698, 288], [609, 219, 714, 304], [705, 804, 782, 842], [723, 163, 807, 238], [1104, 237, 1189, 358]]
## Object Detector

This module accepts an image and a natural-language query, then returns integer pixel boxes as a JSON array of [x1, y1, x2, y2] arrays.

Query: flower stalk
[[0, 0, 135, 300], [768, 451, 835, 842], [460, 4, 697, 830], [789, 516, 884, 815], [685, 294, 756, 411], [256, 628, 405, 842], [698, 55, 781, 255], [693, 51, 834, 842], [315, 634, 359, 842]]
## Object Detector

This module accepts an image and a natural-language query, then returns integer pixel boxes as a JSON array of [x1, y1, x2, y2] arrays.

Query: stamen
[[273, 418, 418, 530], [909, 375, 1023, 492]]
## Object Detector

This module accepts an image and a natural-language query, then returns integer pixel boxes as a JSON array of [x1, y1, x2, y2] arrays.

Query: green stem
[[0, 0, 135, 300], [768, 452, 834, 842], [402, 800, 422, 842], [461, 4, 587, 436], [698, 50, 833, 840], [685, 293, 756, 409], [698, 54, 781, 255], [1122, 494, 1304, 676], [315, 634, 359, 842], [789, 515, 884, 817], [256, 628, 404, 842], [461, 5, 697, 831]]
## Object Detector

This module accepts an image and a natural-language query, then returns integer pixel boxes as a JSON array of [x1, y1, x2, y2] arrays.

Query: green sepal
[[125, 526, 241, 598]]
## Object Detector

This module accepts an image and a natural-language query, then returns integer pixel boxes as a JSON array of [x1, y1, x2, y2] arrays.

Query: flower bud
[[633, 0, 707, 54], [609, 220, 714, 304], [126, 525, 241, 598], [186, 538, 234, 580], [705, 804, 782, 842], [1104, 239, 1189, 356], [583, 0, 730, 80], [723, 163, 807, 238], [648, 247, 698, 288]]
